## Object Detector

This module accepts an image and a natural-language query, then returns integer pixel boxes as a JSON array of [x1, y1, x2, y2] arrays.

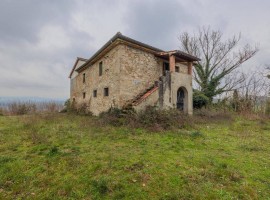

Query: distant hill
[[0, 96, 66, 107]]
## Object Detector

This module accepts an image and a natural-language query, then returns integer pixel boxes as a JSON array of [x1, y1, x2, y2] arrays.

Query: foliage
[[179, 26, 258, 102], [0, 113, 269, 199], [62, 99, 75, 113], [63, 99, 91, 116], [99, 106, 192, 131], [7, 102, 37, 115], [193, 89, 209, 109]]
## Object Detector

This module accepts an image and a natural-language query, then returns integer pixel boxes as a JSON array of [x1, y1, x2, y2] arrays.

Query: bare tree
[[232, 70, 269, 113], [179, 26, 259, 102], [266, 64, 270, 79]]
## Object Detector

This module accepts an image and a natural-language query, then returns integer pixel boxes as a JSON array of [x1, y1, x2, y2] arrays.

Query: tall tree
[[179, 26, 258, 102]]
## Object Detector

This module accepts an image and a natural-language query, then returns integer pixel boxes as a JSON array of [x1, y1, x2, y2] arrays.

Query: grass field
[[0, 113, 269, 199]]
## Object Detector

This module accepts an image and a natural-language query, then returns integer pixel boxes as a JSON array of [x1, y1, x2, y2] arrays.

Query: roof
[[69, 57, 88, 78], [75, 32, 200, 73]]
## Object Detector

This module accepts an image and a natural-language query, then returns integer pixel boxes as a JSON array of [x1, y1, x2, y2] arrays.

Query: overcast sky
[[0, 0, 269, 99]]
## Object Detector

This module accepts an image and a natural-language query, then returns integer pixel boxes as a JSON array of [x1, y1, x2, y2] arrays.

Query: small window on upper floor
[[93, 90, 97, 97], [175, 66, 180, 73], [83, 92, 86, 99], [83, 73, 86, 83], [104, 87, 109, 97], [99, 61, 103, 76]]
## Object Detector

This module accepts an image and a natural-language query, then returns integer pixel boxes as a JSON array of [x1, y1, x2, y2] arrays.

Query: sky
[[0, 0, 269, 99]]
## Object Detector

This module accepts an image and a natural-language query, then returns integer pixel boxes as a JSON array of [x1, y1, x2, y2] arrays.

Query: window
[[175, 66, 180, 73], [93, 90, 97, 97], [99, 61, 103, 76], [163, 62, 170, 75], [83, 92, 86, 99], [83, 73, 86, 83], [104, 87, 109, 96]]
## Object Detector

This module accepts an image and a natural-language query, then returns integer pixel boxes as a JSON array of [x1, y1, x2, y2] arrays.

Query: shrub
[[62, 99, 91, 115], [76, 103, 91, 115], [91, 177, 110, 196], [7, 102, 37, 115], [194, 107, 232, 122], [42, 102, 62, 112], [193, 90, 209, 109], [98, 106, 190, 131], [62, 99, 75, 113], [48, 146, 59, 156], [99, 108, 127, 126], [0, 108, 4, 116]]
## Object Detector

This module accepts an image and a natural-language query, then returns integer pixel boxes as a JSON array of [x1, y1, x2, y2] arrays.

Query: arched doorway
[[177, 87, 188, 111]]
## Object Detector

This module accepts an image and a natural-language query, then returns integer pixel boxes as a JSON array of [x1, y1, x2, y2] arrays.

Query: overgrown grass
[[0, 113, 269, 199]]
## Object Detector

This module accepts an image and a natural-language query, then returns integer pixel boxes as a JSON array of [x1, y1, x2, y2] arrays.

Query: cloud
[[0, 0, 75, 44], [123, 0, 198, 50], [0, 0, 269, 98]]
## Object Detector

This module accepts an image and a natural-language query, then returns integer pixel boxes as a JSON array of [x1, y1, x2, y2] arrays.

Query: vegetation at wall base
[[0, 109, 269, 199]]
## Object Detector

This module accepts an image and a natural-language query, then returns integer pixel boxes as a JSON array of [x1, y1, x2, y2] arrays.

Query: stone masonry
[[69, 33, 200, 115]]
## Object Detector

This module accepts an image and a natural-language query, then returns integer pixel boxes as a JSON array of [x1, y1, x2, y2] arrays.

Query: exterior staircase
[[131, 84, 158, 106], [123, 72, 170, 112], [123, 82, 159, 111]]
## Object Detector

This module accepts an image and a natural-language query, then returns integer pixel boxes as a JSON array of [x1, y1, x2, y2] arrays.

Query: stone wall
[[118, 45, 163, 106], [171, 72, 193, 114], [70, 45, 122, 115], [133, 89, 159, 112], [176, 62, 188, 74], [157, 70, 192, 114], [70, 42, 193, 115]]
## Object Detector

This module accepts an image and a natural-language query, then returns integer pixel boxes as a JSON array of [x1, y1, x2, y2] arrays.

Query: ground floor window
[[104, 87, 109, 96], [83, 92, 86, 99], [93, 90, 97, 97]]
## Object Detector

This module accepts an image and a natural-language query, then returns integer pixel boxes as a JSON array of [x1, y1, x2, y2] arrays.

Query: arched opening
[[177, 87, 188, 112]]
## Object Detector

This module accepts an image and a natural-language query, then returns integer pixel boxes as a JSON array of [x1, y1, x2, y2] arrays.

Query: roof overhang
[[69, 57, 88, 78], [155, 50, 200, 62]]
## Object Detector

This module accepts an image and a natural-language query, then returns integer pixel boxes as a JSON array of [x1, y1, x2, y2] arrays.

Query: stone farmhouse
[[69, 32, 200, 115]]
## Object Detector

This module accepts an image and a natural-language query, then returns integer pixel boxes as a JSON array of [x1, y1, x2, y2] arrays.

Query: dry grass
[[98, 106, 234, 132], [0, 101, 64, 115]]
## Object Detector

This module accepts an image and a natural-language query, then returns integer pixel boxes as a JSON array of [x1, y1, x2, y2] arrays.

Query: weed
[[190, 131, 204, 138], [91, 177, 110, 196], [47, 146, 59, 156]]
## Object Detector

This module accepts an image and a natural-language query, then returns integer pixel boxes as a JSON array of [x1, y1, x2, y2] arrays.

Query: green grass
[[0, 114, 269, 199]]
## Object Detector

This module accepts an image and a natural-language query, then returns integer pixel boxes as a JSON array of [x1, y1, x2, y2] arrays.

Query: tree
[[266, 64, 270, 79], [179, 26, 258, 102]]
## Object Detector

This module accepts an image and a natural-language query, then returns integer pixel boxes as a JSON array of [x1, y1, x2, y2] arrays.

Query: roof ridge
[[74, 32, 200, 73]]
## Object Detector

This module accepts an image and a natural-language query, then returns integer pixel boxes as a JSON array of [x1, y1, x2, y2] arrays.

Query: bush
[[193, 90, 209, 109], [62, 99, 91, 115], [76, 103, 91, 115], [7, 102, 36, 115], [61, 99, 74, 113], [98, 106, 190, 131], [99, 107, 127, 126], [194, 107, 232, 122], [98, 106, 234, 131], [42, 102, 62, 112]]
